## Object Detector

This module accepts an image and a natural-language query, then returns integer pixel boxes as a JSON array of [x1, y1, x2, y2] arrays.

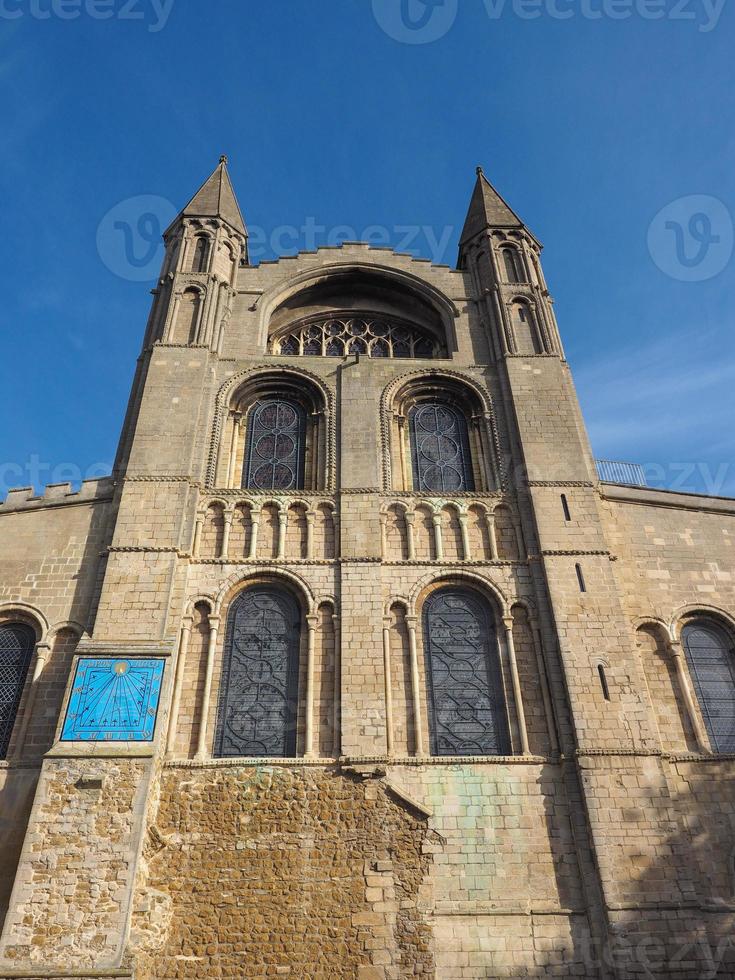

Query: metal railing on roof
[[595, 459, 647, 487]]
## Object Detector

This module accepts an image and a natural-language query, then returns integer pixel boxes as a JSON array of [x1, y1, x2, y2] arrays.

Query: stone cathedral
[[0, 159, 734, 980]]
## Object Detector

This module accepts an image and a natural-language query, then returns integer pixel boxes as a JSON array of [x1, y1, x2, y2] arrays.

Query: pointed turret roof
[[459, 167, 527, 245], [176, 156, 247, 236]]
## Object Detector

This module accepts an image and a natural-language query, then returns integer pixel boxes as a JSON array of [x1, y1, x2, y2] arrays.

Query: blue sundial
[[61, 658, 165, 742]]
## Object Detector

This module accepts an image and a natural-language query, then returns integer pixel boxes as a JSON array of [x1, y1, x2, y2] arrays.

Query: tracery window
[[0, 623, 36, 758], [681, 621, 735, 753], [423, 589, 510, 756], [243, 398, 306, 491], [214, 588, 301, 758], [274, 315, 441, 359], [409, 402, 474, 493]]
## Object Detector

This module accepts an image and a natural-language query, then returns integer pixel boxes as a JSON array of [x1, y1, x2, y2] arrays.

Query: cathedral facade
[[0, 160, 734, 979]]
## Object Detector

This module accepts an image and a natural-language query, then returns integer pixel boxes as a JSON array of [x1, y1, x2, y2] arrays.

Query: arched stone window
[[681, 620, 735, 753], [217, 370, 332, 491], [423, 588, 510, 757], [409, 403, 474, 493], [0, 623, 36, 758], [191, 235, 210, 273], [243, 399, 307, 491], [501, 246, 524, 284], [386, 374, 500, 493], [214, 588, 301, 758]]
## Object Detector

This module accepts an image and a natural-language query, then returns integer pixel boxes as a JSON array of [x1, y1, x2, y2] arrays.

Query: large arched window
[[409, 402, 474, 493], [243, 398, 306, 491], [682, 621, 735, 753], [0, 623, 36, 758], [214, 588, 301, 758], [423, 588, 510, 756]]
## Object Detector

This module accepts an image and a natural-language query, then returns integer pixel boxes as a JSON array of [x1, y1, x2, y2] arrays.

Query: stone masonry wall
[[131, 765, 435, 980]]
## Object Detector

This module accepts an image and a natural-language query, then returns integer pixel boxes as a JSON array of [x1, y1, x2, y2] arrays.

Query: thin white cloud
[[573, 325, 735, 493]]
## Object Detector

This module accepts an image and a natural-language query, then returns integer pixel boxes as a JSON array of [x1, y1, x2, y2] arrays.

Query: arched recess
[[381, 371, 502, 493], [635, 620, 699, 753], [509, 603, 551, 756], [257, 261, 459, 357], [210, 367, 335, 491], [382, 503, 410, 561], [509, 299, 542, 356], [173, 600, 213, 759], [201, 501, 226, 559], [170, 286, 204, 345]]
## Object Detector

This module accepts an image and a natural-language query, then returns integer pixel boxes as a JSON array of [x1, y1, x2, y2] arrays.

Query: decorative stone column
[[432, 512, 444, 561], [166, 616, 193, 755], [406, 615, 425, 757], [13, 639, 52, 756], [503, 616, 530, 755], [220, 510, 233, 560], [277, 509, 288, 560], [668, 637, 710, 753], [304, 614, 319, 758], [248, 505, 261, 560], [458, 511, 471, 560], [382, 617, 395, 757], [196, 614, 220, 760]]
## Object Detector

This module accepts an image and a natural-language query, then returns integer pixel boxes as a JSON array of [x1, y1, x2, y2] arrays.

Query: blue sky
[[1, 0, 733, 497]]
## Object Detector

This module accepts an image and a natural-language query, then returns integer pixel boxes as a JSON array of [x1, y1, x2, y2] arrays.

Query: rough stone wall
[[131, 765, 435, 980], [0, 759, 149, 969]]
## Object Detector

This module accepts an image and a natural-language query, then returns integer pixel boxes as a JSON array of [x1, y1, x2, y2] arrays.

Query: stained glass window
[[0, 623, 35, 758], [682, 622, 735, 753], [214, 589, 301, 758], [409, 402, 474, 493], [243, 398, 306, 491], [274, 315, 441, 359], [423, 589, 510, 757]]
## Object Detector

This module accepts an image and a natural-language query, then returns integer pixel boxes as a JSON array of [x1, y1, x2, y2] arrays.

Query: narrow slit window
[[597, 664, 611, 701], [576, 563, 586, 593], [561, 494, 571, 522]]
